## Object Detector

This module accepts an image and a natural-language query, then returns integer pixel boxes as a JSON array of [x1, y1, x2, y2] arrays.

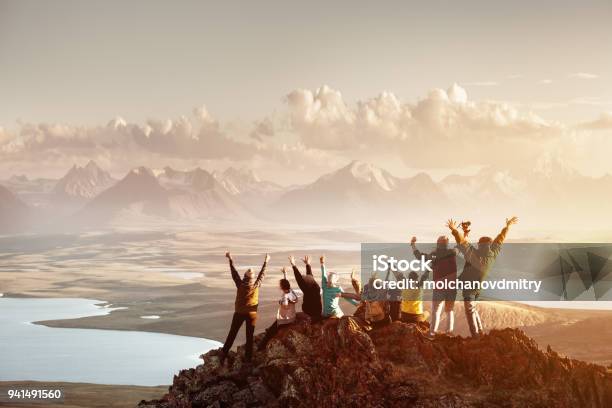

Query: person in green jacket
[[320, 256, 358, 318], [447, 216, 518, 337]]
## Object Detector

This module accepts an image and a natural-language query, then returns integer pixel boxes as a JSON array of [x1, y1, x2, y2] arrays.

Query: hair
[[478, 236, 492, 244], [327, 272, 339, 287], [243, 268, 254, 280], [279, 278, 291, 291], [436, 235, 449, 248]]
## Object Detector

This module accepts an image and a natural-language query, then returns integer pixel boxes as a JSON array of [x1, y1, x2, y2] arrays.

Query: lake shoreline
[[0, 297, 222, 386]]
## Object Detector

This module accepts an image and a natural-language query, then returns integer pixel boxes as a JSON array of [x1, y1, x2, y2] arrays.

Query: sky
[[1, 0, 611, 184]]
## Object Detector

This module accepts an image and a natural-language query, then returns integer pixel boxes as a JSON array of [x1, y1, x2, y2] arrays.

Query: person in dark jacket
[[289, 255, 323, 321], [220, 251, 269, 363], [447, 216, 518, 337], [411, 235, 458, 336]]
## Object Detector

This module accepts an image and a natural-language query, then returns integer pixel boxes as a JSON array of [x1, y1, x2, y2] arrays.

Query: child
[[257, 267, 299, 350]]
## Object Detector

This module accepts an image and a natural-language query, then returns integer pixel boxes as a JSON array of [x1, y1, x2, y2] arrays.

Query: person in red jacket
[[411, 234, 458, 337]]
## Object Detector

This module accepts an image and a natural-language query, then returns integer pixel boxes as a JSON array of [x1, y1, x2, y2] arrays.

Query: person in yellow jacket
[[400, 271, 429, 323], [220, 251, 269, 364]]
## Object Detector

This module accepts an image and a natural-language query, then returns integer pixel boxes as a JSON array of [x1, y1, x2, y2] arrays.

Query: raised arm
[[320, 256, 327, 286], [446, 219, 480, 266], [410, 236, 427, 260], [301, 255, 314, 276], [492, 217, 517, 255], [254, 253, 270, 287], [289, 256, 307, 288], [226, 252, 241, 288]]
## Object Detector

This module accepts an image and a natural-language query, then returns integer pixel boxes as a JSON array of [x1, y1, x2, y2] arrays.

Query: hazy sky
[[1, 1, 611, 183]]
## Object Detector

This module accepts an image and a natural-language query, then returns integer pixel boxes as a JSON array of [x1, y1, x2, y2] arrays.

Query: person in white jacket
[[257, 267, 299, 350]]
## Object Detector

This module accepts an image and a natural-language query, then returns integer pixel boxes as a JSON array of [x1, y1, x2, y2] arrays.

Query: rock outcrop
[[140, 316, 612, 407]]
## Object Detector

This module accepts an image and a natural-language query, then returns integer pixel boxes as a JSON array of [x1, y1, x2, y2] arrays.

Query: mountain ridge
[[139, 316, 612, 407]]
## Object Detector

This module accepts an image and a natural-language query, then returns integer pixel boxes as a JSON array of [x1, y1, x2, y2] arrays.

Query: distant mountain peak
[[53, 161, 116, 199], [337, 160, 396, 191], [129, 166, 156, 178]]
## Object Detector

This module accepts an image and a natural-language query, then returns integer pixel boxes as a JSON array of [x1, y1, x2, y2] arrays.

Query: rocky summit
[[140, 316, 612, 407]]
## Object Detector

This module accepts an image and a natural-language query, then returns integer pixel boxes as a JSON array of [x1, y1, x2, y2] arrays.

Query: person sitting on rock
[[400, 270, 429, 324], [411, 234, 459, 337], [220, 251, 269, 364], [320, 255, 358, 318], [289, 255, 323, 322], [343, 270, 390, 327], [257, 267, 299, 350], [447, 216, 518, 338]]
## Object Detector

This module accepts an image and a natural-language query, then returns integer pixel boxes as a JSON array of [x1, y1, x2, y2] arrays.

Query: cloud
[[0, 106, 262, 179], [577, 112, 612, 130], [285, 83, 561, 167], [249, 118, 275, 141], [0, 84, 605, 181], [568, 72, 599, 80]]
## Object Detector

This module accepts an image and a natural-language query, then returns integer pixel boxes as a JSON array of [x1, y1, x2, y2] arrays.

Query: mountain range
[[1, 159, 612, 231]]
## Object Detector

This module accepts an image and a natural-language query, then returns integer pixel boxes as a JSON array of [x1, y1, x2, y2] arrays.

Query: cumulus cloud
[[249, 118, 275, 141], [285, 83, 560, 167], [0, 84, 605, 182], [0, 106, 256, 162]]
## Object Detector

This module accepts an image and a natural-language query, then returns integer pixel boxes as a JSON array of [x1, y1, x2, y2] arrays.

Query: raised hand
[[288, 256, 296, 266], [351, 268, 356, 280], [225, 251, 232, 260], [410, 236, 417, 245], [302, 255, 310, 265], [446, 219, 457, 231], [506, 216, 518, 227], [281, 266, 287, 274], [320, 255, 325, 264], [265, 253, 271, 263]]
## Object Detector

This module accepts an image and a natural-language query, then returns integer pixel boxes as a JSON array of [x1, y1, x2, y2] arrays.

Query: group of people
[[219, 216, 518, 364]]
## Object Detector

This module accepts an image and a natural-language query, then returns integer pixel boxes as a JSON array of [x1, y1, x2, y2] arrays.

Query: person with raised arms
[[220, 252, 269, 364], [447, 216, 518, 338], [411, 233, 460, 337], [320, 255, 359, 318], [289, 255, 322, 321]]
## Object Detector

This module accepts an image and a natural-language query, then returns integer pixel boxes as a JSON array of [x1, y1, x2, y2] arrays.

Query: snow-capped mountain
[[76, 166, 250, 225], [273, 161, 412, 222], [213, 167, 283, 197], [53, 160, 116, 200], [157, 166, 248, 218], [76, 166, 172, 223]]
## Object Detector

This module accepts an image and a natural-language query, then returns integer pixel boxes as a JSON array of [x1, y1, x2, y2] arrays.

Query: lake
[[0, 298, 222, 386]]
